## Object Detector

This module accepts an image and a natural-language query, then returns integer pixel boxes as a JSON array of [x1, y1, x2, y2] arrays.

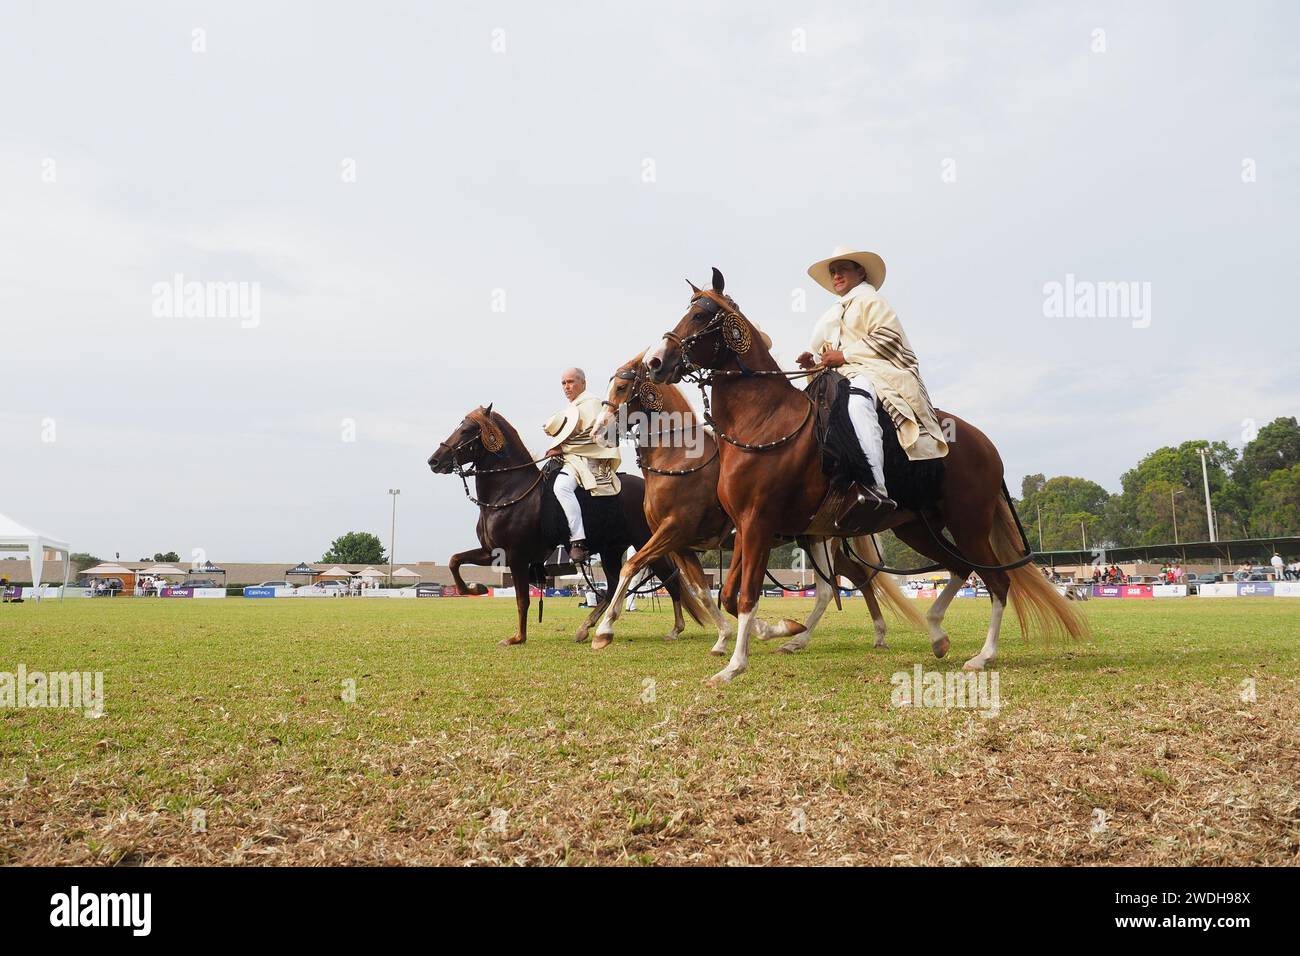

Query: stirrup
[[567, 539, 590, 563], [833, 482, 896, 533]]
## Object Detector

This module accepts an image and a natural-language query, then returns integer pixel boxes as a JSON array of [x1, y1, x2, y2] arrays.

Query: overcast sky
[[2, 1, 1296, 563]]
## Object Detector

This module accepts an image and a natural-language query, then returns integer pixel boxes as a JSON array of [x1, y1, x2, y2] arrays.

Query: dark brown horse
[[428, 405, 710, 646], [590, 352, 925, 654], [646, 269, 1085, 684]]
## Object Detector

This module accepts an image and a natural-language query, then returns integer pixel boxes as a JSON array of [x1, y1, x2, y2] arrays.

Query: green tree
[[153, 551, 180, 563], [1250, 463, 1300, 537], [321, 532, 386, 565], [70, 552, 102, 571], [1235, 416, 1300, 487], [1014, 475, 1111, 550]]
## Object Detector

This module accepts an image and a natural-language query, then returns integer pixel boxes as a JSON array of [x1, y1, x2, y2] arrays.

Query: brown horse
[[646, 269, 1085, 685], [590, 352, 924, 653], [428, 405, 711, 646]]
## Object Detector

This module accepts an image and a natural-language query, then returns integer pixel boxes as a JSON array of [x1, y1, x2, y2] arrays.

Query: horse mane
[[471, 406, 534, 465]]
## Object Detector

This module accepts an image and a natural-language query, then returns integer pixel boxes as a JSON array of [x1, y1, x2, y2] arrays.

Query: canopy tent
[[285, 563, 317, 582], [318, 566, 352, 579], [142, 564, 186, 577], [188, 561, 226, 584], [392, 567, 421, 584], [358, 567, 383, 579], [0, 513, 72, 601], [79, 563, 135, 597]]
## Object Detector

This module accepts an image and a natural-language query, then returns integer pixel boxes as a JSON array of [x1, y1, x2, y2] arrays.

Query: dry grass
[[1, 596, 1297, 865]]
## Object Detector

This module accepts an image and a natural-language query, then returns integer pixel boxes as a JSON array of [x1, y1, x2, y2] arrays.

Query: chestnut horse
[[646, 269, 1085, 685], [590, 352, 925, 653], [428, 405, 710, 646]]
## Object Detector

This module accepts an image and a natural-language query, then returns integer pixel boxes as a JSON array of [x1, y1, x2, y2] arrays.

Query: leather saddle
[[801, 369, 897, 537]]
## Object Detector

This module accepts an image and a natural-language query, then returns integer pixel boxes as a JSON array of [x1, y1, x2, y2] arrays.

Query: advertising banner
[[1198, 583, 1239, 598], [160, 587, 194, 598], [1092, 585, 1123, 598], [1274, 582, 1300, 597], [243, 587, 276, 598], [1122, 585, 1153, 599], [1152, 584, 1187, 598], [1237, 582, 1275, 597]]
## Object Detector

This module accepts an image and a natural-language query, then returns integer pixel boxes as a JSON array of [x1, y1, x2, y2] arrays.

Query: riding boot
[[568, 539, 590, 563], [833, 481, 896, 534]]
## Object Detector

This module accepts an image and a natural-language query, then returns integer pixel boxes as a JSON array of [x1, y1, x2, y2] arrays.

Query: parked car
[[317, 580, 348, 592], [256, 580, 294, 589], [183, 579, 219, 589], [416, 583, 441, 597]]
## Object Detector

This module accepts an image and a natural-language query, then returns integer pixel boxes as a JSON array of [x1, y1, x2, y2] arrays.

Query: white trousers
[[847, 385, 888, 493], [553, 469, 586, 541]]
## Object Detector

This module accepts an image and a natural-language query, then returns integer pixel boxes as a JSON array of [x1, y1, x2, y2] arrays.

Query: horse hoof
[[873, 641, 889, 650], [662, 631, 681, 642], [962, 658, 988, 672], [709, 649, 726, 657], [498, 635, 525, 646], [591, 635, 612, 651], [932, 636, 950, 658], [782, 619, 806, 636], [574, 631, 589, 644]]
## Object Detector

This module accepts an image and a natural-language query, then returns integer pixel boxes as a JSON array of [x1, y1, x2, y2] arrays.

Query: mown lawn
[[1, 595, 1297, 865]]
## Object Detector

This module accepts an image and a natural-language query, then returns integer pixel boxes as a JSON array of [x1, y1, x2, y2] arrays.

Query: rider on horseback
[[543, 367, 621, 562], [797, 245, 949, 510]]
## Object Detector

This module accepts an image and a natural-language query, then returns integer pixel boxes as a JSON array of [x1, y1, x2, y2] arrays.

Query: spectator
[[1233, 562, 1251, 582], [1270, 552, 1285, 580]]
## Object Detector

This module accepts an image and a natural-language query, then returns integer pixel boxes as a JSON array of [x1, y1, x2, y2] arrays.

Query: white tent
[[392, 567, 421, 580], [0, 512, 71, 601]]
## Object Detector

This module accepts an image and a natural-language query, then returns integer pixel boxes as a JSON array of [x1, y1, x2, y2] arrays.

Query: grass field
[[1, 595, 1297, 866]]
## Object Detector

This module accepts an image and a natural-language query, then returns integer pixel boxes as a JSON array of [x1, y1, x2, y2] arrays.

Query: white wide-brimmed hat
[[543, 409, 580, 446], [806, 245, 886, 293]]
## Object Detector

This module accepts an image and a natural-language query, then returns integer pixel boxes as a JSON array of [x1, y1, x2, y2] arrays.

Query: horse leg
[[655, 556, 688, 642], [778, 537, 836, 654], [499, 560, 530, 646], [942, 512, 1012, 672], [449, 546, 494, 596], [891, 521, 970, 659], [836, 551, 888, 648], [706, 523, 769, 685], [588, 550, 623, 650], [667, 550, 734, 655]]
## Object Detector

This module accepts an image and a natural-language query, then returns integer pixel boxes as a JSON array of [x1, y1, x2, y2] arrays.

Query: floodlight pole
[[388, 489, 400, 585], [1198, 448, 1216, 542]]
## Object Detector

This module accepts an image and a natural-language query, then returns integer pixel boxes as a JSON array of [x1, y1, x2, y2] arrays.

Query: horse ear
[[484, 403, 493, 417], [686, 279, 701, 294], [711, 267, 725, 293]]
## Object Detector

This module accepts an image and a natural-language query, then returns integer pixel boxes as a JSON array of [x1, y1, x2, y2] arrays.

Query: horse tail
[[847, 536, 925, 630], [669, 552, 713, 629], [990, 496, 1088, 641]]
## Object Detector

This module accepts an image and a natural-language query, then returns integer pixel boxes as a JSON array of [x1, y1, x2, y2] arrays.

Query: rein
[[443, 425, 549, 511]]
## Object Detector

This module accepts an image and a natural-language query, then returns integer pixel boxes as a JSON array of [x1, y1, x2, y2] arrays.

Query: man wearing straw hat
[[542, 367, 622, 562], [797, 246, 948, 502]]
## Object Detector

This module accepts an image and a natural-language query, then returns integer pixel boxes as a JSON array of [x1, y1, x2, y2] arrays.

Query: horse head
[[428, 404, 507, 474], [593, 350, 654, 447], [645, 268, 766, 383]]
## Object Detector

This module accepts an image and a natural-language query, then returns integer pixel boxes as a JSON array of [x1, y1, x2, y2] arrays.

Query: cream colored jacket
[[809, 282, 948, 461], [547, 391, 622, 496]]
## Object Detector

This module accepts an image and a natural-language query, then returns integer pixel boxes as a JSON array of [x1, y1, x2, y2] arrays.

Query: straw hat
[[806, 245, 886, 294], [543, 409, 580, 446]]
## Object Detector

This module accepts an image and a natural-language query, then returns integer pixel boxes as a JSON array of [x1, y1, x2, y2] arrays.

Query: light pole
[[388, 489, 400, 584], [1036, 502, 1044, 552], [1171, 488, 1184, 544], [1197, 448, 1216, 542]]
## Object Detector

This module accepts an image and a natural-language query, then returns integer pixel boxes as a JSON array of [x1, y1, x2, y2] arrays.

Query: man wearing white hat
[[797, 246, 948, 500], [543, 367, 622, 562]]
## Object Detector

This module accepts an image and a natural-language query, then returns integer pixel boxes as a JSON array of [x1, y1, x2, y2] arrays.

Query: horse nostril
[[648, 356, 661, 369]]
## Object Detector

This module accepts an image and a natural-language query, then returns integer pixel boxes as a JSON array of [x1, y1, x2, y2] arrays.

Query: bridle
[[602, 365, 719, 476], [436, 416, 547, 511], [658, 291, 823, 453]]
